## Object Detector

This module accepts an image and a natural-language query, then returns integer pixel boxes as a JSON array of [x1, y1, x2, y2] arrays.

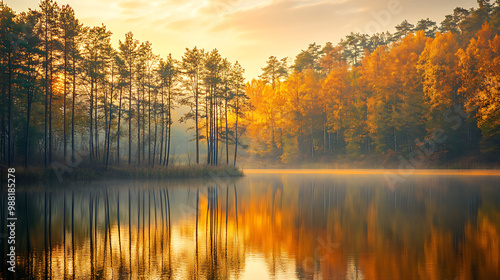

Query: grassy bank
[[10, 165, 244, 184]]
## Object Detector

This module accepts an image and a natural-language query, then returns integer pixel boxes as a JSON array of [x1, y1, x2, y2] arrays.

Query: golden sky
[[8, 0, 477, 79]]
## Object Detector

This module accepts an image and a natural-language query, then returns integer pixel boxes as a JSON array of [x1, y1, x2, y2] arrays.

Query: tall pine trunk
[[128, 66, 132, 165], [225, 98, 229, 165], [94, 72, 99, 161], [44, 17, 49, 167], [166, 84, 172, 167], [7, 51, 12, 165], [25, 54, 34, 167], [106, 63, 114, 168], [25, 87, 32, 167], [152, 88, 157, 167], [142, 83, 145, 164], [137, 84, 141, 165], [233, 97, 239, 167], [148, 72, 151, 165], [195, 84, 199, 164], [63, 37, 68, 160], [117, 87, 123, 165], [71, 49, 76, 163], [206, 92, 211, 165], [89, 74, 94, 163], [159, 83, 164, 165]]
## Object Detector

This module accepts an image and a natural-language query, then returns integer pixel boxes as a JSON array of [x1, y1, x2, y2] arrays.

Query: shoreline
[[243, 168, 500, 176], [10, 165, 244, 184], [9, 164, 500, 184]]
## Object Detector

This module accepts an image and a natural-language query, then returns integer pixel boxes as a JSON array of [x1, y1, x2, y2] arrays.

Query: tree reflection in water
[[3, 174, 500, 279]]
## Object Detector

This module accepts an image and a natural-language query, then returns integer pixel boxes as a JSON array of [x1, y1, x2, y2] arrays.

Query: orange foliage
[[458, 23, 500, 138]]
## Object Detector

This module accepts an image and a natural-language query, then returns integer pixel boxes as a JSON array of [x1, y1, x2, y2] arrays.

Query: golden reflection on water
[[244, 169, 500, 176], [4, 173, 500, 279]]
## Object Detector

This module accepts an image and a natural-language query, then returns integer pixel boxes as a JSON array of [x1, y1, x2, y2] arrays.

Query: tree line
[[0, 0, 248, 168], [246, 0, 500, 164]]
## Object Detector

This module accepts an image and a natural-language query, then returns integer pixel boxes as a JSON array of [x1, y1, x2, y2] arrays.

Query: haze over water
[[3, 171, 500, 279]]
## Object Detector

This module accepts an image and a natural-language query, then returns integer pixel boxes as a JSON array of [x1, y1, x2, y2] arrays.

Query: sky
[[7, 0, 478, 80]]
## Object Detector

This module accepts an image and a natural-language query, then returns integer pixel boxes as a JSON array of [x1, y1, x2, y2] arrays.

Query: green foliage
[[0, 1, 248, 169]]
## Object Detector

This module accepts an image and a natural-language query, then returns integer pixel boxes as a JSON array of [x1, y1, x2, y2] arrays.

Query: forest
[[244, 0, 500, 166], [1, 0, 500, 170], [0, 0, 248, 169]]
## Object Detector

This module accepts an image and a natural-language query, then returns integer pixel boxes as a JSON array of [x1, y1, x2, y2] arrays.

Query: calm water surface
[[2, 171, 500, 279]]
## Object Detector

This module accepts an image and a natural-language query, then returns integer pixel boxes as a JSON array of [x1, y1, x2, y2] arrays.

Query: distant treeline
[[0, 1, 248, 168], [245, 0, 500, 165]]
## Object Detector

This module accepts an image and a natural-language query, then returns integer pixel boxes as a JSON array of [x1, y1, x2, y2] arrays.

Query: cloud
[[164, 19, 201, 32], [118, 1, 146, 10], [210, 0, 368, 47]]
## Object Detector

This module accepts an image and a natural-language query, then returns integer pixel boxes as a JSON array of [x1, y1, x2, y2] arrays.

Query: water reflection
[[2, 174, 500, 279]]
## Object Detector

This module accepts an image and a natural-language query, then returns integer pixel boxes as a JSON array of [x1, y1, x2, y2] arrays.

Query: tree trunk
[[311, 121, 314, 158], [94, 72, 99, 161], [117, 87, 123, 165], [148, 71, 151, 165], [106, 63, 114, 168], [152, 83, 157, 167], [166, 84, 172, 167], [103, 78, 108, 166], [44, 13, 49, 167], [234, 97, 239, 167], [206, 91, 210, 165], [7, 51, 13, 165], [393, 128, 397, 152], [89, 74, 94, 163], [128, 67, 132, 165], [323, 122, 327, 155], [72, 49, 76, 163], [159, 83, 164, 166], [142, 83, 145, 164], [25, 88, 32, 167], [63, 37, 68, 160], [25, 55, 33, 168], [137, 84, 141, 165], [195, 77, 199, 164], [49, 29, 53, 164], [225, 98, 229, 165]]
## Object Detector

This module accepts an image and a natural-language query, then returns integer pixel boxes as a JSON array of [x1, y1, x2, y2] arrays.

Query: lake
[[2, 170, 500, 279]]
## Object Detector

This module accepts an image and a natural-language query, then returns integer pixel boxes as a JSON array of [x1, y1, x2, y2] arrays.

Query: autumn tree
[[440, 14, 460, 33], [59, 5, 79, 160], [38, 0, 60, 166], [340, 33, 368, 65], [393, 20, 415, 41], [458, 23, 500, 154], [118, 32, 138, 165], [415, 18, 438, 38], [418, 32, 461, 114], [0, 4, 19, 165], [260, 56, 288, 90], [135, 41, 153, 165], [321, 59, 351, 156], [104, 50, 119, 168], [416, 31, 477, 158], [204, 48, 223, 165], [231, 62, 247, 166], [81, 25, 112, 162], [294, 43, 322, 71], [17, 10, 42, 167], [180, 47, 204, 164], [157, 54, 179, 166], [460, 0, 493, 38]]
